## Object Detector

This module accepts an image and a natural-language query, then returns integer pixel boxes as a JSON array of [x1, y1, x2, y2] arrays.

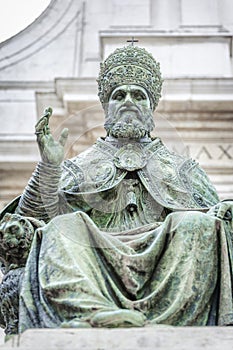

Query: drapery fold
[[19, 210, 233, 331]]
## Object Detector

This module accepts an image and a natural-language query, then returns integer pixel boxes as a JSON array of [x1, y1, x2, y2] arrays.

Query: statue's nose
[[124, 94, 134, 106], [5, 221, 23, 235]]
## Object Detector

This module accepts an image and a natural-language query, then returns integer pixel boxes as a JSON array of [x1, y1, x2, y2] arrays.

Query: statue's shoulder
[[60, 138, 122, 192], [63, 138, 115, 170], [145, 138, 219, 207], [67, 138, 116, 164], [147, 138, 188, 165], [60, 143, 101, 190]]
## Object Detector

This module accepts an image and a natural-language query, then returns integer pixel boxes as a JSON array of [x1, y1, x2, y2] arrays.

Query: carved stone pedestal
[[1, 327, 233, 350]]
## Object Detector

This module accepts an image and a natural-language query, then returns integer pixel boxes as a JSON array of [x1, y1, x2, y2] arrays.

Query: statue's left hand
[[207, 201, 233, 221], [35, 107, 69, 166]]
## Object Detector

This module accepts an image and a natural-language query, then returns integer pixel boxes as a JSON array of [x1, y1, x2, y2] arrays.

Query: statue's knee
[[169, 211, 215, 232]]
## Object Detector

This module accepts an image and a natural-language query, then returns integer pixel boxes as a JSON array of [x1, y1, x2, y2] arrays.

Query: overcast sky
[[0, 0, 51, 43]]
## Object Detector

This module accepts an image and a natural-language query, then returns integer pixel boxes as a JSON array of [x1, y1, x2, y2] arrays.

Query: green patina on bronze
[[0, 45, 233, 336]]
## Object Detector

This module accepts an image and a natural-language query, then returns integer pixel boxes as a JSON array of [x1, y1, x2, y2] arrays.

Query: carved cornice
[[52, 77, 233, 113]]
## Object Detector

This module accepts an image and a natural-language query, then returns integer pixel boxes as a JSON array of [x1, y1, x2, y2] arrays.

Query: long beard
[[110, 120, 147, 139], [105, 106, 154, 140]]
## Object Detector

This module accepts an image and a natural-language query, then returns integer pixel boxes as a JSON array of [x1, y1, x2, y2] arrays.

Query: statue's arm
[[191, 163, 233, 221], [15, 162, 62, 222], [190, 162, 220, 206], [15, 108, 68, 222]]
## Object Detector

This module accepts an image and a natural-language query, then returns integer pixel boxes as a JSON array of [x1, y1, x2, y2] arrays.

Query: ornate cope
[[61, 138, 219, 211]]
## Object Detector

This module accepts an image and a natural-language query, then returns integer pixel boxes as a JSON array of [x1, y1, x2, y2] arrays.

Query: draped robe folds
[[16, 138, 233, 330]]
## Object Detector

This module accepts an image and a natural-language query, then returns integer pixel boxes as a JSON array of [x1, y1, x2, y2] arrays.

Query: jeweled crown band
[[97, 45, 163, 111]]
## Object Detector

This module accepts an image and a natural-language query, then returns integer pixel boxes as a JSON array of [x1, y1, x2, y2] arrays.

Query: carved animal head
[[0, 213, 43, 273]]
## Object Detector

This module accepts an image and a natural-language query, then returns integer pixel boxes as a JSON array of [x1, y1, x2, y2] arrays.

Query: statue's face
[[109, 85, 151, 110], [105, 85, 154, 139]]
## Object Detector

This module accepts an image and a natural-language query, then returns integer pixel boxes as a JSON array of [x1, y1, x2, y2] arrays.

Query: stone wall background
[[0, 0, 233, 209]]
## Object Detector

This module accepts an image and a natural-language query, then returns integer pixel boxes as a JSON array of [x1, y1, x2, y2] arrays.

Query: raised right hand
[[35, 107, 68, 166]]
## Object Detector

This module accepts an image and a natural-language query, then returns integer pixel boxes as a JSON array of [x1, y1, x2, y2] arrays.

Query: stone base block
[[1, 327, 233, 350]]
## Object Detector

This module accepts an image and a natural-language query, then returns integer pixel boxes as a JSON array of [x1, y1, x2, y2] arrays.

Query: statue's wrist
[[39, 152, 63, 167], [38, 161, 62, 172], [35, 161, 62, 189]]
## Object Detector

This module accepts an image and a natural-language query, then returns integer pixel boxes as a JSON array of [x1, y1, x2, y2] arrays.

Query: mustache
[[116, 103, 142, 117], [118, 104, 140, 113], [105, 104, 143, 128]]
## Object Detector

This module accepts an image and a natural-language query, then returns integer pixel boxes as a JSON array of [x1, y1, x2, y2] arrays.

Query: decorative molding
[[99, 29, 232, 38], [0, 0, 84, 77], [50, 77, 233, 113]]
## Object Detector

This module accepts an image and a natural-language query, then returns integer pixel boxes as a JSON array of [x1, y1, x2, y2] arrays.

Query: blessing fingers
[[35, 107, 53, 136], [58, 128, 69, 147]]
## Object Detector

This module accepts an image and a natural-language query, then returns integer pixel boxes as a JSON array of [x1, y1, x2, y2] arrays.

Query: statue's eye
[[134, 91, 146, 101], [113, 92, 125, 101]]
